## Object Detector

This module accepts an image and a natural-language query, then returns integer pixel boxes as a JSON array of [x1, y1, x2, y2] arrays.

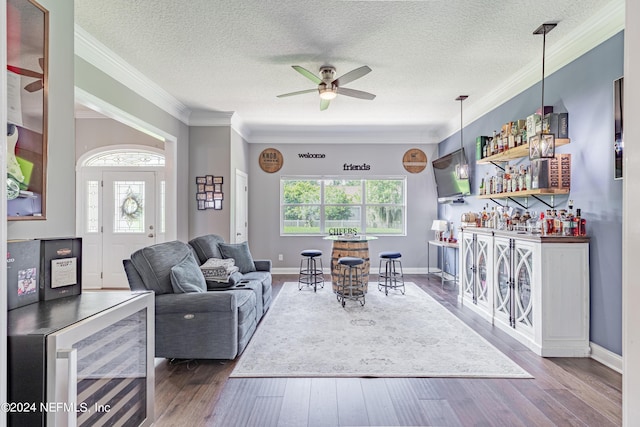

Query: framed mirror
[[6, 0, 48, 220]]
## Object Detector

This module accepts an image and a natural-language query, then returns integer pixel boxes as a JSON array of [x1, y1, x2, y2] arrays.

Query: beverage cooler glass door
[[46, 295, 154, 427]]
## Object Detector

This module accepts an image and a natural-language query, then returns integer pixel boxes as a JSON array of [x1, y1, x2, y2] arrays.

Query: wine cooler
[[7, 292, 154, 426]]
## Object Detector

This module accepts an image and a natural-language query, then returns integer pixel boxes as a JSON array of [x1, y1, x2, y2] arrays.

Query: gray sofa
[[123, 235, 272, 360]]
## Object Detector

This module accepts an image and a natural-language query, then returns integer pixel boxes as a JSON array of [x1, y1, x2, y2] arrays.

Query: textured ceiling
[[74, 0, 621, 141]]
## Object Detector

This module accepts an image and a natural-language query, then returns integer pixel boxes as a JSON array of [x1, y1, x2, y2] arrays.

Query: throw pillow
[[170, 252, 207, 293], [218, 241, 257, 274]]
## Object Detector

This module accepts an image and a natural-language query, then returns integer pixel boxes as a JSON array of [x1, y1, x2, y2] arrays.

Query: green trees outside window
[[281, 177, 405, 235]]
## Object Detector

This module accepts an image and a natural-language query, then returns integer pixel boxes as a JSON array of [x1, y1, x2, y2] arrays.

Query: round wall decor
[[402, 148, 428, 173], [259, 148, 284, 173]]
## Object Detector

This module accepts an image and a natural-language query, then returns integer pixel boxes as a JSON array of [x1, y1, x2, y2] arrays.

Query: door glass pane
[[516, 249, 533, 325], [464, 242, 473, 294], [160, 180, 166, 234], [495, 245, 510, 314], [114, 181, 145, 233], [86, 180, 99, 233], [477, 244, 487, 301]]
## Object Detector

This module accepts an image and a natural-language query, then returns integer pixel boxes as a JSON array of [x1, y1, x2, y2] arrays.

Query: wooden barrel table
[[324, 235, 378, 293]]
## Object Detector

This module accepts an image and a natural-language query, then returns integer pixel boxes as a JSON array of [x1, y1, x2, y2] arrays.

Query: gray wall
[[247, 143, 438, 270], [189, 126, 232, 240], [438, 32, 624, 356], [75, 117, 163, 161], [7, 0, 75, 240], [75, 57, 191, 241]]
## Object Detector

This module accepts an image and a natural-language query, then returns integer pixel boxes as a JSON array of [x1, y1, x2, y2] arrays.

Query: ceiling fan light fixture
[[319, 88, 337, 100]]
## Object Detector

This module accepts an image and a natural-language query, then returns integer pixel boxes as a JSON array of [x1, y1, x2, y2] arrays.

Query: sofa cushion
[[130, 240, 193, 294], [188, 234, 226, 263], [170, 252, 207, 293], [218, 242, 256, 274]]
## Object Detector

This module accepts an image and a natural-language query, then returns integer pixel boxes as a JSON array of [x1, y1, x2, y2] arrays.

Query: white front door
[[234, 170, 248, 243], [102, 171, 157, 288]]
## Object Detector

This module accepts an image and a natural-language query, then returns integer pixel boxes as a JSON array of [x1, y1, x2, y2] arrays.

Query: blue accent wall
[[438, 32, 624, 355]]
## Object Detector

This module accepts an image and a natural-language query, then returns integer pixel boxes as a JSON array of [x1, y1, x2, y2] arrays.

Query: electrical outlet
[[278, 254, 284, 261]]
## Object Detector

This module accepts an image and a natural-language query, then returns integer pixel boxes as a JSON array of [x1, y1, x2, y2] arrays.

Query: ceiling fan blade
[[39, 57, 45, 70], [333, 65, 371, 87], [277, 88, 318, 98], [292, 65, 322, 84], [24, 80, 43, 92], [320, 99, 330, 111], [336, 87, 376, 100], [7, 64, 43, 79]]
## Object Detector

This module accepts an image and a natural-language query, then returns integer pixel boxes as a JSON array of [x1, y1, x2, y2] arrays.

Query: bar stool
[[336, 257, 366, 307], [377, 251, 405, 295], [298, 249, 324, 292]]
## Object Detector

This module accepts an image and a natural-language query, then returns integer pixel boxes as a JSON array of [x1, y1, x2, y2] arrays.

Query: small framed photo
[[206, 175, 214, 185], [213, 176, 223, 184], [196, 192, 206, 201], [214, 183, 222, 193], [214, 199, 223, 210], [196, 176, 206, 185], [197, 184, 205, 192], [197, 200, 206, 210], [205, 200, 215, 209], [213, 192, 224, 200], [206, 192, 214, 201], [204, 185, 214, 192]]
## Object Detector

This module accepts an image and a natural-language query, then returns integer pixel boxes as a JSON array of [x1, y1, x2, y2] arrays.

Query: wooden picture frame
[[6, 0, 49, 220]]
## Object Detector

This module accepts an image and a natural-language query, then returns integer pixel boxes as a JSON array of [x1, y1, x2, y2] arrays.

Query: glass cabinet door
[[514, 244, 534, 330], [476, 239, 489, 305], [494, 240, 511, 320], [462, 235, 474, 299]]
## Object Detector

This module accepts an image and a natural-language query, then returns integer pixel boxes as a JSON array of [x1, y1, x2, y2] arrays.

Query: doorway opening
[[77, 147, 165, 289]]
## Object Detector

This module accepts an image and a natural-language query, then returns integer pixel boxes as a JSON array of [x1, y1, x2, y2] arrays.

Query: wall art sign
[[259, 148, 284, 173], [196, 175, 223, 210], [402, 148, 428, 173], [342, 163, 371, 171], [297, 152, 326, 158]]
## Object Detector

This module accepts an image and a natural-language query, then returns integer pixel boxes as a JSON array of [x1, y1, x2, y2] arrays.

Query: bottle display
[[466, 201, 587, 237]]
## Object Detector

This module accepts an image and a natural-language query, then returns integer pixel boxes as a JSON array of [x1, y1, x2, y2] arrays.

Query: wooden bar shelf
[[477, 188, 570, 199], [477, 138, 570, 164]]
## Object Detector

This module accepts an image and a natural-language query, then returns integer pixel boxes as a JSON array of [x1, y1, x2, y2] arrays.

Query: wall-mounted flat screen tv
[[432, 148, 471, 202]]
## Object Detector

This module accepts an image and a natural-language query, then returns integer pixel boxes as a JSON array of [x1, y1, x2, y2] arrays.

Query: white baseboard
[[590, 342, 623, 373]]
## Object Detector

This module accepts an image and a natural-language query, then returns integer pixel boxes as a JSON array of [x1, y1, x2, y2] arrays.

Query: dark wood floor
[[152, 274, 622, 427]]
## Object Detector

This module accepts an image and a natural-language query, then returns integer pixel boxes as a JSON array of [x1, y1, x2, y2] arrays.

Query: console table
[[427, 240, 459, 288]]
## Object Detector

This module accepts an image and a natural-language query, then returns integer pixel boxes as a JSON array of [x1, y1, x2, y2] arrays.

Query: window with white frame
[[281, 177, 406, 235]]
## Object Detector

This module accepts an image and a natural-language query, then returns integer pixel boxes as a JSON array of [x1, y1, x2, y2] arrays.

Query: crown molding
[[74, 25, 191, 124], [439, 0, 625, 142], [188, 110, 234, 126], [245, 124, 440, 145]]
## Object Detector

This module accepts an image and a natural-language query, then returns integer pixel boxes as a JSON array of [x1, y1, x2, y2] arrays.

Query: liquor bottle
[[537, 212, 545, 235], [576, 208, 587, 236], [479, 177, 485, 195]]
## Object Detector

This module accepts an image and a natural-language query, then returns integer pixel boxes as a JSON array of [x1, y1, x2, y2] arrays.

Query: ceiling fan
[[277, 65, 376, 110], [7, 57, 45, 92]]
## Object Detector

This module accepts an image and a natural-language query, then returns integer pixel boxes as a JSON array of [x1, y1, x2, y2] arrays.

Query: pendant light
[[455, 95, 469, 179], [529, 22, 557, 160]]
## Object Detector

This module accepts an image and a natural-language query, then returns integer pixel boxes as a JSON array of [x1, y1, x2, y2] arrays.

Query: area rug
[[231, 282, 532, 378]]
